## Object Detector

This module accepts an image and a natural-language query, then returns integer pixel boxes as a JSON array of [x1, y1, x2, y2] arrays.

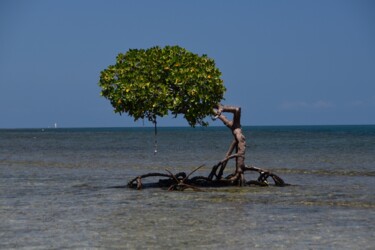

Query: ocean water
[[0, 125, 374, 249]]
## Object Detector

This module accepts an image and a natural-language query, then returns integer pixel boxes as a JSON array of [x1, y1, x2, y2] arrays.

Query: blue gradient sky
[[1, 0, 374, 128]]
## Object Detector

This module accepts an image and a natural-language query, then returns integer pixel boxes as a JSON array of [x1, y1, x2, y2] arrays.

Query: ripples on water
[[1, 125, 374, 249]]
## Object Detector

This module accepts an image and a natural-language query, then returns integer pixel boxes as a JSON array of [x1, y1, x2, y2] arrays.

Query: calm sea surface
[[1, 125, 374, 249]]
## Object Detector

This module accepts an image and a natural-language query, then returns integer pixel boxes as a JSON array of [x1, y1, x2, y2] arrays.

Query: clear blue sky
[[1, 0, 374, 128]]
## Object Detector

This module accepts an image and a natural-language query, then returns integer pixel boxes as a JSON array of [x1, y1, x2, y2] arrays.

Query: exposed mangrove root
[[128, 165, 206, 191], [127, 163, 287, 191]]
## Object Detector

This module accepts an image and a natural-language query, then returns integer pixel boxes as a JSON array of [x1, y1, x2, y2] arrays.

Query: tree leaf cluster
[[99, 45, 226, 126]]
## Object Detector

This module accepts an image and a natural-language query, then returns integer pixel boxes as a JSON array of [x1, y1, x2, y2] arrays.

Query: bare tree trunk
[[214, 104, 246, 185], [128, 104, 287, 190]]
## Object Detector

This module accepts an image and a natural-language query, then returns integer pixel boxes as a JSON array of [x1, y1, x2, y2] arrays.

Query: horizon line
[[1, 123, 374, 130]]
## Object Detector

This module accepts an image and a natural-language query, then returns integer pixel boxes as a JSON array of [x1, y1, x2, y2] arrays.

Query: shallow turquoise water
[[1, 126, 374, 249]]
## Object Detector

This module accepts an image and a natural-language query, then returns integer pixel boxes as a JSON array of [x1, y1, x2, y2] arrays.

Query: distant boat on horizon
[[54, 122, 57, 129]]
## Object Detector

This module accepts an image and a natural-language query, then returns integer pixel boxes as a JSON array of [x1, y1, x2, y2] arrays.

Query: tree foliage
[[99, 45, 226, 126]]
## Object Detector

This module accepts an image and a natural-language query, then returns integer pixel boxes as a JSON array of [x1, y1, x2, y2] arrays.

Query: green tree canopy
[[99, 45, 226, 126]]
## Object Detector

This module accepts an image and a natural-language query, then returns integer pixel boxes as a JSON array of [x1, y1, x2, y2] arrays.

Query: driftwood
[[128, 104, 287, 191]]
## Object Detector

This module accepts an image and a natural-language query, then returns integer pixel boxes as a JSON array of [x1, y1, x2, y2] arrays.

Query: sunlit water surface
[[1, 126, 374, 249]]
